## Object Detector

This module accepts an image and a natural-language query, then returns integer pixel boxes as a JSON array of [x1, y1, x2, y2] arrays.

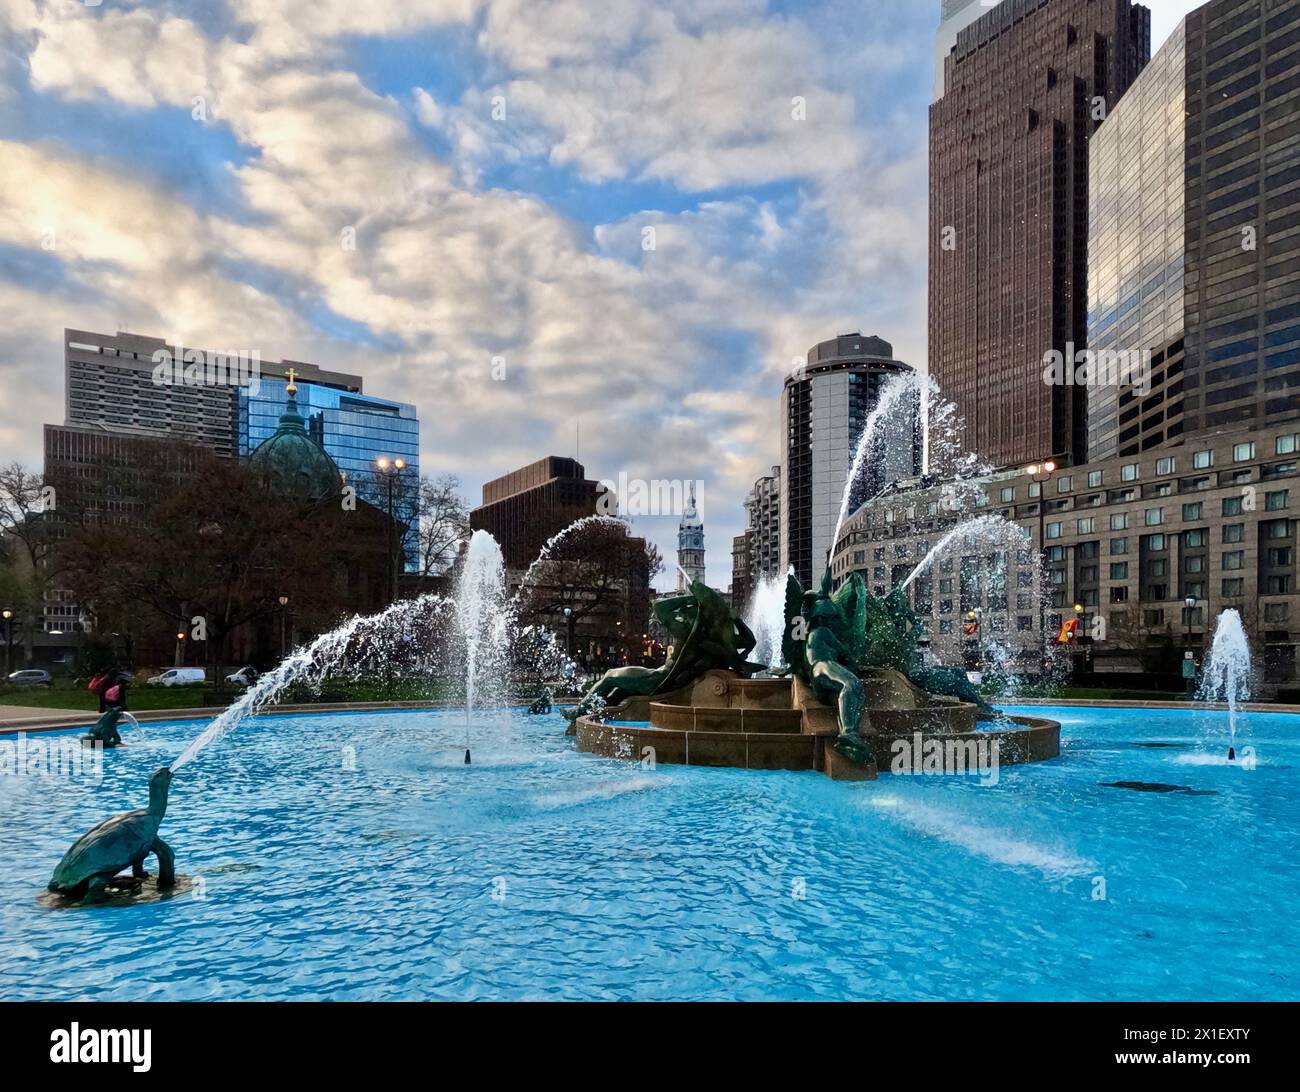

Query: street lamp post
[[375, 456, 407, 606], [1025, 460, 1058, 682], [563, 606, 574, 659], [1073, 601, 1085, 676], [278, 595, 290, 659], [1184, 594, 1198, 698], [2, 608, 13, 680], [174, 630, 186, 668]]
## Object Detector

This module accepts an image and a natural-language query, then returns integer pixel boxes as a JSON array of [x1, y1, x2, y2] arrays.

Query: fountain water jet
[[456, 530, 512, 764], [170, 593, 452, 771], [832, 372, 919, 553], [1198, 608, 1253, 761], [743, 572, 788, 670]]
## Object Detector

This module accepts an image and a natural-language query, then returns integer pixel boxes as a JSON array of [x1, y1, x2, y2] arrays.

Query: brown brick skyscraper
[[930, 0, 1150, 469]]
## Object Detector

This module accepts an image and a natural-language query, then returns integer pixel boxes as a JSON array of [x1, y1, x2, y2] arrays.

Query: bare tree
[[59, 443, 384, 685], [416, 473, 470, 575], [517, 520, 652, 666], [0, 462, 57, 667]]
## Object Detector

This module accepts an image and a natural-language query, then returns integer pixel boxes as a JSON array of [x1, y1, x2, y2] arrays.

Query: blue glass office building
[[239, 379, 420, 562]]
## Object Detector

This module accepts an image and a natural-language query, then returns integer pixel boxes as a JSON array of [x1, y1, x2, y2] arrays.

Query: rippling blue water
[[1, 704, 1297, 1000]]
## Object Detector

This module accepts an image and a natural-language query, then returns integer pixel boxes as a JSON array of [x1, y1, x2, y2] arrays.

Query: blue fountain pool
[[1, 704, 1297, 1001]]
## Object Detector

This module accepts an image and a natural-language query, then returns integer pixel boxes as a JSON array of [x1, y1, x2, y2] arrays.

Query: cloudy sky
[[0, 0, 1202, 587]]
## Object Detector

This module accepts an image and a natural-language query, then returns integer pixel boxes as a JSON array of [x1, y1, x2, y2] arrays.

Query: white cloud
[[0, 0, 934, 587]]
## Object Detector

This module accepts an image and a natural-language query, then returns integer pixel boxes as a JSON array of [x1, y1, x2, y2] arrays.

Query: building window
[[1148, 559, 1168, 578], [1111, 586, 1128, 603], [1110, 537, 1128, 554], [1046, 522, 1062, 540], [1077, 517, 1095, 534], [1192, 450, 1213, 469], [1057, 476, 1072, 493], [1110, 562, 1129, 580], [1145, 534, 1167, 551], [1276, 434, 1299, 456], [1223, 496, 1244, 517], [1233, 442, 1256, 462], [1121, 463, 1140, 482], [1145, 508, 1163, 526], [1185, 556, 1205, 574], [1267, 490, 1289, 511], [1266, 575, 1294, 595], [1266, 519, 1292, 540], [1156, 456, 1176, 475], [1144, 609, 1165, 626], [1000, 486, 1015, 503], [1028, 482, 1042, 499], [1183, 502, 1202, 521], [1222, 578, 1244, 597], [1223, 551, 1245, 571], [1265, 603, 1290, 623], [1268, 547, 1293, 567], [1088, 470, 1103, 488], [1223, 523, 1245, 544], [1185, 529, 1208, 547], [1110, 512, 1129, 530]]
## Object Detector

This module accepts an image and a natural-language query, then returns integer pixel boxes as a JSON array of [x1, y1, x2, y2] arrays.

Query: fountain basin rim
[[0, 699, 559, 736]]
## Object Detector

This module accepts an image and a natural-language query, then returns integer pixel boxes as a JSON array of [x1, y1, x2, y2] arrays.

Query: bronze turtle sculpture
[[82, 707, 124, 748], [48, 767, 175, 902]]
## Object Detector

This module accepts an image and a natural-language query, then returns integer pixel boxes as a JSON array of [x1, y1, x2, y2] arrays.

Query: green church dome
[[249, 379, 342, 503]]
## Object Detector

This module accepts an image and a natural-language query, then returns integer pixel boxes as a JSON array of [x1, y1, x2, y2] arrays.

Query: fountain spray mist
[[456, 530, 511, 765], [1198, 608, 1253, 761]]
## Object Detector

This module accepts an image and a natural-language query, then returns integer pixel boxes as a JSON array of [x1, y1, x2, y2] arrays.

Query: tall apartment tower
[[745, 465, 782, 584], [930, 0, 1150, 469], [779, 334, 918, 588], [1088, 0, 1300, 456], [677, 483, 706, 591]]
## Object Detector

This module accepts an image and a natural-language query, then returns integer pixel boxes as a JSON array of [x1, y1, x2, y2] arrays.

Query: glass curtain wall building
[[239, 380, 421, 564], [1088, 0, 1300, 457], [1087, 19, 1188, 460]]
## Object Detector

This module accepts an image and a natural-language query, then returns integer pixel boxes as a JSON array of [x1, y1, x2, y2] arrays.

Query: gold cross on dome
[[286, 367, 298, 393]]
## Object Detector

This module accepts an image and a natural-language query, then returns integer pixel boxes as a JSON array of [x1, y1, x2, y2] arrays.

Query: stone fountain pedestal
[[572, 669, 1059, 780]]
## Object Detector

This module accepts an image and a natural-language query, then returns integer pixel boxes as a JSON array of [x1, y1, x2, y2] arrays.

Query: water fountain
[[743, 571, 789, 671], [1198, 608, 1253, 761], [455, 530, 512, 765], [833, 371, 920, 551]]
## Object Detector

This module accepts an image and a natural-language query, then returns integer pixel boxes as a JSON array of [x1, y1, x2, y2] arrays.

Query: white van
[[147, 668, 206, 687]]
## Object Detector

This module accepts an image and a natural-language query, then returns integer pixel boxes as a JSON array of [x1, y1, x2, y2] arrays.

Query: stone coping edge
[[0, 699, 474, 735]]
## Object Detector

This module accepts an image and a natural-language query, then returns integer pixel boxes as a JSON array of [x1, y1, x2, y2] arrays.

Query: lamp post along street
[[376, 457, 407, 606], [278, 595, 290, 659], [1025, 461, 1058, 682]]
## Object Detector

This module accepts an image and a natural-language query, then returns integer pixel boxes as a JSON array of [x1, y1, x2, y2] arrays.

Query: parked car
[[226, 666, 259, 687], [6, 669, 52, 686], [146, 667, 206, 687]]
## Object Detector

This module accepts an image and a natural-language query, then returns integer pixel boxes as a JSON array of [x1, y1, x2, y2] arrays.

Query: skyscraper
[[1088, 0, 1300, 456], [930, 0, 1150, 469], [779, 333, 917, 588], [744, 464, 781, 583], [56, 329, 421, 562], [469, 456, 601, 571]]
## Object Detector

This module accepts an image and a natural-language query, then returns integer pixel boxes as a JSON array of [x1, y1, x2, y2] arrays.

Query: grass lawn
[[0, 676, 457, 710], [0, 683, 217, 711]]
